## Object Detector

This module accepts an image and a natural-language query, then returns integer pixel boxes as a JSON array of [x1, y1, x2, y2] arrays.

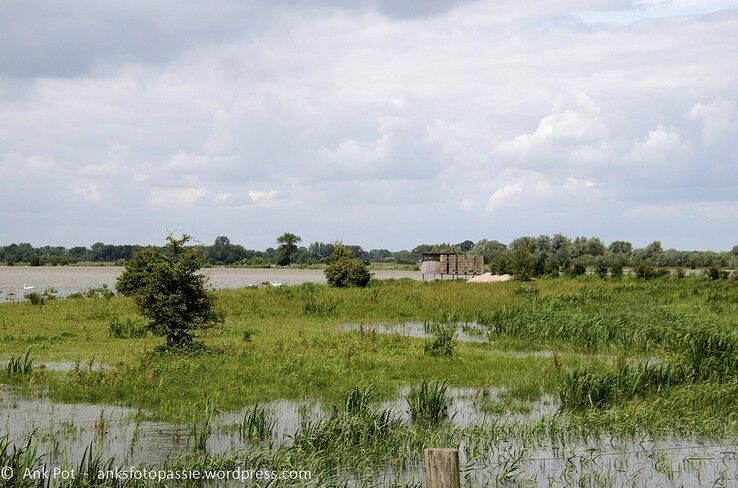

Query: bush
[[610, 260, 624, 278], [116, 235, 223, 350], [325, 245, 371, 288], [706, 265, 721, 280], [24, 292, 44, 305], [108, 317, 148, 338], [593, 256, 608, 278], [567, 257, 588, 277], [634, 261, 657, 279]]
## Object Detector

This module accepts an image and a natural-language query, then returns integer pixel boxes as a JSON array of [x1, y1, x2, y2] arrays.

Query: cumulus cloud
[[0, 1, 736, 249], [248, 190, 278, 207], [148, 187, 209, 207]]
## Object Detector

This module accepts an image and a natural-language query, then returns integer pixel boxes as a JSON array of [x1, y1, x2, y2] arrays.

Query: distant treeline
[[1, 234, 737, 271]]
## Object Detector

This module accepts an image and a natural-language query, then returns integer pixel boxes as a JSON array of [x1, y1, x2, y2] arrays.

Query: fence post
[[424, 448, 461, 488]]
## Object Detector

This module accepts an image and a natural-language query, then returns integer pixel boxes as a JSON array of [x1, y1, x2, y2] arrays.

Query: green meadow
[[1, 275, 738, 485]]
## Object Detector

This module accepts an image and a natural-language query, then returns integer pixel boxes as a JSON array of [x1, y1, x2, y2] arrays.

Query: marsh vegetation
[[1, 274, 737, 486]]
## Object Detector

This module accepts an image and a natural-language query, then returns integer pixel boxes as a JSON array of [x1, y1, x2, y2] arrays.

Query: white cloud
[[69, 182, 102, 203], [486, 172, 599, 212], [148, 187, 208, 207], [0, 1, 736, 248], [688, 100, 737, 146], [623, 125, 691, 164], [248, 190, 277, 207]]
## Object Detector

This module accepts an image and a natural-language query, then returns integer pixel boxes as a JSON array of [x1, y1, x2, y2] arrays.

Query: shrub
[[706, 265, 721, 280], [25, 292, 44, 306], [116, 235, 223, 350], [567, 257, 588, 277], [325, 245, 371, 288], [242, 329, 256, 342], [108, 317, 148, 338], [634, 261, 657, 279], [610, 260, 624, 278], [593, 256, 608, 278]]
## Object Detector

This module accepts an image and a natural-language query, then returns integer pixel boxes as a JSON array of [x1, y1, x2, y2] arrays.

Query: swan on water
[[23, 284, 35, 290]]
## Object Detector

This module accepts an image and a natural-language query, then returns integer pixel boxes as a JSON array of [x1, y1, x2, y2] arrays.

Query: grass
[[0, 275, 737, 435]]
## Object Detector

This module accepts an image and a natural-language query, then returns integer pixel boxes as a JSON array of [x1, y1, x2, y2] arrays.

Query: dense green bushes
[[324, 245, 371, 288]]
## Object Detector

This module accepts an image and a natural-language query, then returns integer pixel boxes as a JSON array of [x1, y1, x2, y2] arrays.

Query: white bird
[[272, 282, 283, 287], [23, 284, 35, 290]]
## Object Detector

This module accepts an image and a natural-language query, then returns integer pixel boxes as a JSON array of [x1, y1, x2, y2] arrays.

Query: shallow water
[[0, 266, 421, 301], [338, 321, 489, 343], [1, 386, 735, 486]]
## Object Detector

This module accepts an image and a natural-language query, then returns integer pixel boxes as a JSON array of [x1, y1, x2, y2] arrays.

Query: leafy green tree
[[593, 256, 608, 278], [275, 233, 302, 265], [116, 235, 222, 350], [325, 245, 371, 287], [457, 240, 475, 252], [608, 240, 633, 256], [509, 239, 536, 281]]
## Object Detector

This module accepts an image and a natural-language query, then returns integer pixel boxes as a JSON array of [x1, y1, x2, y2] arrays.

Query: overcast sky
[[1, 0, 737, 251]]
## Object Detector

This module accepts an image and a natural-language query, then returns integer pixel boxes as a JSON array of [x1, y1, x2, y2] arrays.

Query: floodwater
[[0, 266, 421, 301], [0, 386, 735, 486], [339, 321, 489, 343]]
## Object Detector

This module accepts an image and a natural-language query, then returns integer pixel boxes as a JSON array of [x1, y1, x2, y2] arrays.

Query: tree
[[457, 240, 475, 252], [325, 245, 371, 287], [609, 240, 633, 256], [116, 235, 222, 350], [593, 256, 609, 278], [509, 239, 536, 281], [275, 233, 301, 265]]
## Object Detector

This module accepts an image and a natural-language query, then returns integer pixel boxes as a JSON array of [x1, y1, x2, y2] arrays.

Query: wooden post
[[424, 448, 460, 488]]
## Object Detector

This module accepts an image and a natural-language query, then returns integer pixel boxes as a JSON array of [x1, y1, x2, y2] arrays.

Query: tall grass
[[108, 316, 148, 338], [6, 348, 34, 376], [239, 403, 276, 441], [423, 322, 457, 357], [406, 380, 451, 424]]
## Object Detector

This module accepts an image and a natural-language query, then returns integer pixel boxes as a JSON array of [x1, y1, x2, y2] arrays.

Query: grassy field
[[1, 276, 738, 485]]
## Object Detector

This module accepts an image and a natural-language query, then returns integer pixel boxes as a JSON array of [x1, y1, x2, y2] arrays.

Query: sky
[[1, 0, 737, 251]]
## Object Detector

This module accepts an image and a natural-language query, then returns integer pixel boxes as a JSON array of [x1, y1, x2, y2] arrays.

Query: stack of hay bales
[[439, 254, 448, 275]]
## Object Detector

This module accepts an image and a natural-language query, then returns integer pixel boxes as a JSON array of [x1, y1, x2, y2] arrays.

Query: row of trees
[[3, 234, 738, 270]]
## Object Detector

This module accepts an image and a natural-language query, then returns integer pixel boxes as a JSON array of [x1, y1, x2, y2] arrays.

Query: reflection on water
[[1, 386, 736, 486], [339, 322, 489, 343], [0, 266, 422, 301]]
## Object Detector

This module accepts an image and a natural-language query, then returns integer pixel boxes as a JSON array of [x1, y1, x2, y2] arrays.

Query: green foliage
[[275, 232, 302, 266], [108, 317, 148, 338], [560, 363, 692, 409], [116, 235, 223, 350], [24, 292, 44, 305], [406, 380, 451, 424], [239, 403, 275, 441], [325, 245, 371, 288], [423, 322, 457, 357], [593, 256, 609, 278], [634, 261, 657, 279], [302, 297, 341, 316], [509, 240, 536, 281], [6, 348, 33, 376]]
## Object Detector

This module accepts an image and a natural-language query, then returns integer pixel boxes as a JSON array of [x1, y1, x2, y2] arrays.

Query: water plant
[[6, 348, 34, 376], [406, 380, 451, 424], [423, 322, 457, 357], [239, 403, 275, 441]]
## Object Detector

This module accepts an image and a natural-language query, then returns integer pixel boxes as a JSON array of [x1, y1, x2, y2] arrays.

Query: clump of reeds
[[406, 380, 452, 424], [240, 403, 276, 441], [6, 348, 33, 376], [108, 316, 148, 338], [423, 322, 457, 357], [302, 297, 341, 316], [559, 362, 692, 410]]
